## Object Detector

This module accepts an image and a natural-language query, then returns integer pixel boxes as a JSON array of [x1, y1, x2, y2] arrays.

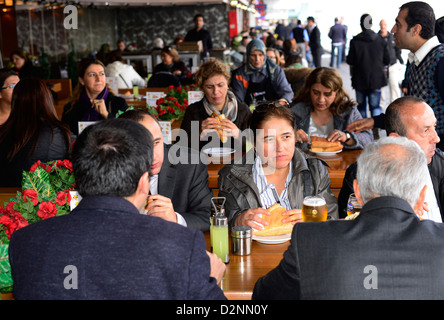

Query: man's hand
[[145, 194, 177, 223], [346, 118, 375, 133], [206, 251, 226, 284]]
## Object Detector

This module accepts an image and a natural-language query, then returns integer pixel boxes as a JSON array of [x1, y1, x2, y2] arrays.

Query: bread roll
[[211, 112, 228, 143], [253, 203, 293, 237], [310, 136, 342, 152]]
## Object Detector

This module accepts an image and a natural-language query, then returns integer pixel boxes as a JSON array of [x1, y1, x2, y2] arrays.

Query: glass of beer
[[302, 196, 328, 222], [346, 193, 362, 216]]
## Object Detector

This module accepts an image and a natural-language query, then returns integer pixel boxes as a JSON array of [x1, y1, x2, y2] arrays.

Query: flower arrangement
[[146, 84, 198, 121], [0, 160, 76, 293], [0, 160, 75, 245]]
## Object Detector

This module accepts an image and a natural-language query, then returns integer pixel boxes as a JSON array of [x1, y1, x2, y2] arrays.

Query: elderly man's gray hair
[[357, 136, 428, 207]]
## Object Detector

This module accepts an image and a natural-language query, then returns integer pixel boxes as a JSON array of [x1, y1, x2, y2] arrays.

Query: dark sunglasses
[[253, 100, 290, 113]]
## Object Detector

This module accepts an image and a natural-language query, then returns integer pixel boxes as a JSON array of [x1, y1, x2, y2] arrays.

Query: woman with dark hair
[[290, 67, 373, 150], [218, 101, 338, 229], [0, 78, 71, 187], [62, 58, 128, 136], [230, 39, 293, 106], [10, 49, 41, 79], [152, 46, 190, 84], [0, 69, 19, 125]]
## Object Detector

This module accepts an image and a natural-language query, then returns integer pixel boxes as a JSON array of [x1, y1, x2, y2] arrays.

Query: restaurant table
[[207, 149, 363, 198], [0, 232, 287, 301], [204, 232, 288, 300]]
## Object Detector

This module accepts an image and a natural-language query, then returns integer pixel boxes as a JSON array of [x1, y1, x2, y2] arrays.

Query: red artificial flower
[[5, 202, 19, 216], [56, 160, 73, 172], [22, 189, 39, 206], [55, 190, 71, 206], [30, 160, 51, 173], [168, 85, 175, 90], [37, 201, 58, 219], [167, 106, 175, 114], [0, 214, 28, 239], [157, 108, 167, 116]]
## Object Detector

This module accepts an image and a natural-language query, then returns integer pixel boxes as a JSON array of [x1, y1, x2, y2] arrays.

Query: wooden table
[[204, 232, 287, 300], [207, 149, 362, 197]]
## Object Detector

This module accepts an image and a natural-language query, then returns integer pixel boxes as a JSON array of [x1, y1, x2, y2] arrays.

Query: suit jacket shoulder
[[158, 144, 212, 231]]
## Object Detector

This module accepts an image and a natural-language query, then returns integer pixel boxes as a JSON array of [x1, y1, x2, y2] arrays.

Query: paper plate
[[202, 148, 236, 156]]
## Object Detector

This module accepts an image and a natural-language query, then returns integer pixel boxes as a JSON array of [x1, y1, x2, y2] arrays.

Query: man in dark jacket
[[328, 17, 347, 68], [306, 16, 323, 67], [338, 96, 443, 221], [184, 14, 213, 57], [347, 14, 390, 118], [9, 118, 226, 300], [254, 136, 444, 300]]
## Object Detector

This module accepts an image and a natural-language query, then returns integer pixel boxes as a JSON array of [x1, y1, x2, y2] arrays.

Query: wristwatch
[[344, 131, 351, 142]]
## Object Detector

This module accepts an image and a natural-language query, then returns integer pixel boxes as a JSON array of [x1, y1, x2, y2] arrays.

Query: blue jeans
[[356, 89, 382, 118], [330, 44, 343, 67]]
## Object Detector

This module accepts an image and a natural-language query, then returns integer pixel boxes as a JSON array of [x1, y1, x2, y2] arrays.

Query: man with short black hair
[[185, 14, 213, 57], [9, 118, 226, 300], [392, 1, 444, 145]]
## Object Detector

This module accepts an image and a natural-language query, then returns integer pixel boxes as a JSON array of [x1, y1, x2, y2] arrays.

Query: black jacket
[[253, 196, 444, 300], [347, 29, 390, 91], [62, 94, 128, 136]]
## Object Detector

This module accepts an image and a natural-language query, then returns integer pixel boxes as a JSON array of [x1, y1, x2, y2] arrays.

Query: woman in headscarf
[[179, 58, 251, 152], [230, 39, 293, 107]]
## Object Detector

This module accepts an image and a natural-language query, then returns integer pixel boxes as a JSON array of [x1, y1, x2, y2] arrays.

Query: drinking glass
[[346, 193, 362, 216], [302, 196, 328, 222]]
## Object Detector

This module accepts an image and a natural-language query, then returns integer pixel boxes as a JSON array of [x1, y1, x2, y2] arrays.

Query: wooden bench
[[0, 187, 21, 206]]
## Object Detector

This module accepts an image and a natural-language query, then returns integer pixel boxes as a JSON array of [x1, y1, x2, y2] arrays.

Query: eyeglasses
[[253, 100, 290, 113], [1, 83, 18, 90]]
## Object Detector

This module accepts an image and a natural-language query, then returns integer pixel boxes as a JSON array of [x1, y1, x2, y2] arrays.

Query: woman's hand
[[219, 118, 240, 139], [282, 209, 303, 225], [327, 129, 347, 143], [235, 207, 271, 231], [91, 99, 109, 119], [201, 117, 240, 139], [295, 129, 310, 144], [200, 117, 220, 139]]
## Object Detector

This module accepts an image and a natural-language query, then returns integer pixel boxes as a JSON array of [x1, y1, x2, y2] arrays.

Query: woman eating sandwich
[[290, 67, 373, 150], [179, 58, 251, 152], [217, 102, 338, 232]]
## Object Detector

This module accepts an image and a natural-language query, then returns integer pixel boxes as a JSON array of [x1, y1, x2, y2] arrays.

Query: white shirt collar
[[408, 36, 440, 66]]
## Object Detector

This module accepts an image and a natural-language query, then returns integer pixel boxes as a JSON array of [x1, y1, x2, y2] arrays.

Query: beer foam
[[303, 197, 326, 206]]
